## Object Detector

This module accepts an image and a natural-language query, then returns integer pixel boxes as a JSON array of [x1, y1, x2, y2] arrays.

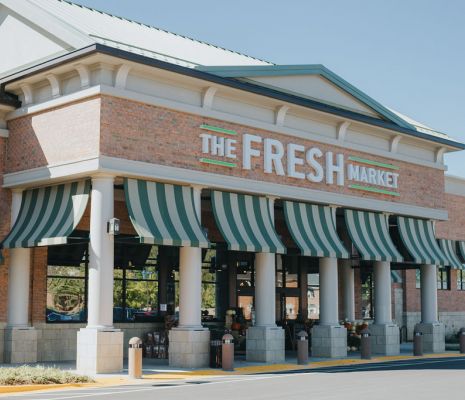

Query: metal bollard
[[297, 331, 309, 365], [413, 331, 423, 356], [460, 328, 465, 354], [222, 334, 234, 371], [128, 337, 143, 379], [360, 329, 371, 360]]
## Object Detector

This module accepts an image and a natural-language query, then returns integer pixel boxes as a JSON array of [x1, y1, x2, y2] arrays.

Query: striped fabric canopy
[[124, 179, 209, 248], [459, 241, 465, 263], [1, 180, 90, 249], [345, 210, 403, 262], [211, 190, 285, 254], [283, 201, 349, 258], [438, 239, 463, 269], [397, 217, 448, 265]]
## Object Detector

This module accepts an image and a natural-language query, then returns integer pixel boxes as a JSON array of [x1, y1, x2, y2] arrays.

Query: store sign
[[199, 124, 400, 196]]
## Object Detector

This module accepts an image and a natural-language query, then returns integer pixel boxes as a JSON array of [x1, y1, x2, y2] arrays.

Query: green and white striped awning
[[397, 217, 448, 265], [211, 190, 285, 254], [459, 241, 465, 263], [124, 178, 209, 248], [438, 239, 463, 269], [283, 201, 348, 258], [345, 210, 403, 262], [1, 180, 90, 249]]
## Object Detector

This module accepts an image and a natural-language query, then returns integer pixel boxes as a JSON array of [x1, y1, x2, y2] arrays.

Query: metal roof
[[28, 0, 272, 68]]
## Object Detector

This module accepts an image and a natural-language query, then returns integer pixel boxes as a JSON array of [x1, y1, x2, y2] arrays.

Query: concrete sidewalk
[[1, 343, 464, 396]]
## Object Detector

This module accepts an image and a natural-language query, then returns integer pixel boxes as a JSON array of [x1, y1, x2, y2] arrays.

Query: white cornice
[[445, 174, 465, 197], [4, 84, 447, 171], [1, 155, 448, 220]]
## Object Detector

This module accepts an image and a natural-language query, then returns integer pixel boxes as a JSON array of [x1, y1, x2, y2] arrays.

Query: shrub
[[0, 365, 94, 386]]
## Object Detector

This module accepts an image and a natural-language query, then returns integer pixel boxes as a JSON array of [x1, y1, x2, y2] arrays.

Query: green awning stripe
[[124, 179, 209, 248], [345, 210, 403, 262], [283, 201, 348, 258], [211, 190, 285, 253], [459, 241, 465, 262], [438, 239, 463, 269], [391, 270, 402, 283], [397, 217, 448, 265], [1, 180, 90, 249]]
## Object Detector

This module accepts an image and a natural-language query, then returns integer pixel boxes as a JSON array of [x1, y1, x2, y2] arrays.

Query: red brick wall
[[0, 136, 9, 322], [99, 96, 445, 211], [436, 193, 465, 241], [31, 248, 47, 323], [6, 97, 101, 173]]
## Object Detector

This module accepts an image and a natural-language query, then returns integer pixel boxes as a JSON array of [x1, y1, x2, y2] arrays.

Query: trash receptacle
[[210, 339, 222, 368]]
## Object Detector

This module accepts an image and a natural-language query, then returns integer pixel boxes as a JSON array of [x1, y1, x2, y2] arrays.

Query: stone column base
[[311, 325, 347, 358], [370, 324, 400, 355], [246, 326, 285, 363], [4, 327, 38, 364], [169, 328, 210, 368], [76, 328, 124, 374], [415, 322, 445, 353]]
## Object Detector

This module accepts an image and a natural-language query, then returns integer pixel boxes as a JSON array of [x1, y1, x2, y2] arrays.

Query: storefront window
[[416, 269, 421, 288], [307, 273, 319, 319], [46, 264, 87, 322], [360, 271, 373, 319], [457, 270, 465, 291], [437, 268, 450, 290], [238, 296, 254, 320]]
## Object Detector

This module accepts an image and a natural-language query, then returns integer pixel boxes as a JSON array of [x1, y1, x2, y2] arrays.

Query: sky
[[71, 0, 465, 177]]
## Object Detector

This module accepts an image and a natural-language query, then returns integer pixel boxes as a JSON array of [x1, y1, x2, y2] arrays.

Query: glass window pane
[[285, 297, 299, 320], [415, 269, 421, 289], [113, 279, 124, 322], [127, 280, 158, 322], [46, 277, 85, 322], [202, 283, 216, 319], [238, 295, 254, 320], [47, 265, 85, 277], [307, 273, 320, 319]]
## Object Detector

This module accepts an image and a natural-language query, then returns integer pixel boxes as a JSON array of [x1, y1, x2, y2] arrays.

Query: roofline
[[196, 64, 414, 130], [2, 43, 465, 150]]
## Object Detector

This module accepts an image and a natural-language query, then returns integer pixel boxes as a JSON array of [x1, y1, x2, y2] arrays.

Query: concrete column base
[[311, 325, 347, 358], [246, 326, 285, 363], [370, 324, 400, 355], [4, 327, 38, 364], [169, 328, 210, 368], [76, 328, 124, 374], [415, 322, 445, 353]]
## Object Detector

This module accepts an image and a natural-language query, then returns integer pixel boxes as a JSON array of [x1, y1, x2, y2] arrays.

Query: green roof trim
[[196, 64, 415, 130]]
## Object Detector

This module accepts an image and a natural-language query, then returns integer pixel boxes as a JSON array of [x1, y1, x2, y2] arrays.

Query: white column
[[373, 261, 392, 325], [87, 175, 115, 329], [255, 252, 276, 327], [342, 260, 355, 322], [420, 264, 438, 324], [169, 186, 209, 368], [178, 185, 203, 328], [319, 257, 339, 325], [7, 189, 31, 328], [178, 246, 202, 328]]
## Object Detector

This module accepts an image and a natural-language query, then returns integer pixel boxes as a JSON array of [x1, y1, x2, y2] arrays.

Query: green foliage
[[0, 366, 94, 385]]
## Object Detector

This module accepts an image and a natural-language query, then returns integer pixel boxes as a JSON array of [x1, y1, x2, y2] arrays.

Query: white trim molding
[[5, 84, 448, 171], [337, 121, 351, 143], [19, 83, 33, 105], [0, 128, 8, 138], [46, 74, 61, 98], [114, 64, 132, 89], [2, 155, 448, 220], [445, 174, 465, 197], [435, 147, 447, 164], [202, 86, 217, 109], [74, 64, 91, 89], [275, 105, 289, 126], [390, 135, 402, 153]]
